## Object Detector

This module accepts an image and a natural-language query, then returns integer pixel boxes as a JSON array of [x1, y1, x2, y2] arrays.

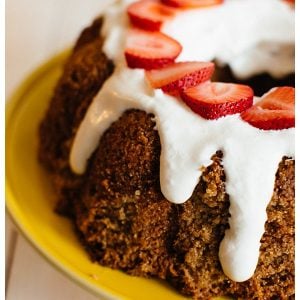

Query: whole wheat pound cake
[[39, 0, 295, 299]]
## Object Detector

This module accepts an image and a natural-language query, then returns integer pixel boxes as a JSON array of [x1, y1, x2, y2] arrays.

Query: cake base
[[39, 18, 295, 299]]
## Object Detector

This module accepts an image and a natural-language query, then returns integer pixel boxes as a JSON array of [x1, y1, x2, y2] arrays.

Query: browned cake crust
[[39, 18, 114, 215], [39, 19, 295, 299]]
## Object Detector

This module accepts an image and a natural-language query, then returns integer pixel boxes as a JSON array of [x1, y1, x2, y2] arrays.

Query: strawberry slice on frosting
[[182, 81, 254, 120], [161, 0, 224, 9], [127, 0, 177, 31], [241, 87, 295, 130], [125, 28, 182, 69], [146, 61, 215, 94]]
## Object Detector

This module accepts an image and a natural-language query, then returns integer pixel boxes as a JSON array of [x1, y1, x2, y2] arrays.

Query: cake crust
[[39, 18, 114, 214]]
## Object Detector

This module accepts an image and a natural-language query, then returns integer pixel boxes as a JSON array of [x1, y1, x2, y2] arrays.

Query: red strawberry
[[181, 81, 253, 119], [161, 0, 223, 9], [146, 61, 215, 94], [127, 0, 177, 31], [241, 87, 295, 130], [283, 0, 295, 5], [125, 28, 182, 69]]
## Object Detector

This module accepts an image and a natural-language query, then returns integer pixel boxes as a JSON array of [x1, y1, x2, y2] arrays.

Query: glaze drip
[[69, 0, 295, 282]]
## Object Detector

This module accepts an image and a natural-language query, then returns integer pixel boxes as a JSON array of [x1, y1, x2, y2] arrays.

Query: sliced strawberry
[[241, 87, 295, 130], [125, 28, 182, 69], [181, 81, 253, 119], [146, 61, 215, 94], [127, 0, 177, 31], [258, 86, 295, 110], [283, 0, 295, 5], [161, 0, 223, 9]]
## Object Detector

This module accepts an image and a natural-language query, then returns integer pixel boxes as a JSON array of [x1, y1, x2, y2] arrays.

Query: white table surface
[[6, 1, 116, 299]]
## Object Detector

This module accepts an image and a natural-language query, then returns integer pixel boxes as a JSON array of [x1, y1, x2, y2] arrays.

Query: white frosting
[[70, 67, 294, 281], [102, 0, 295, 78], [69, 0, 295, 282]]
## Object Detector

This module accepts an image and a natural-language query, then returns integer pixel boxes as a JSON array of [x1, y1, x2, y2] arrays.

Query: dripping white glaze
[[70, 68, 294, 281], [69, 0, 295, 282]]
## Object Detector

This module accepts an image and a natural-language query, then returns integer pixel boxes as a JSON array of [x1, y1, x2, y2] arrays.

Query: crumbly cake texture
[[39, 19, 114, 215], [39, 19, 295, 299]]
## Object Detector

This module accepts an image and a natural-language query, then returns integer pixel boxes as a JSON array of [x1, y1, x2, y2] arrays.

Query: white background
[[6, 1, 115, 299]]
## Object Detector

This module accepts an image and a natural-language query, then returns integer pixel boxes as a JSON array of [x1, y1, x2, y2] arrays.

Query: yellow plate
[[6, 52, 227, 300]]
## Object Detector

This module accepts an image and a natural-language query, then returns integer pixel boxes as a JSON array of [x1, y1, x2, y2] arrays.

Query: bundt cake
[[39, 0, 295, 299]]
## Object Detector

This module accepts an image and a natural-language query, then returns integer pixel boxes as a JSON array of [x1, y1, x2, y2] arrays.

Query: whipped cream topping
[[69, 0, 295, 282], [102, 0, 295, 78]]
